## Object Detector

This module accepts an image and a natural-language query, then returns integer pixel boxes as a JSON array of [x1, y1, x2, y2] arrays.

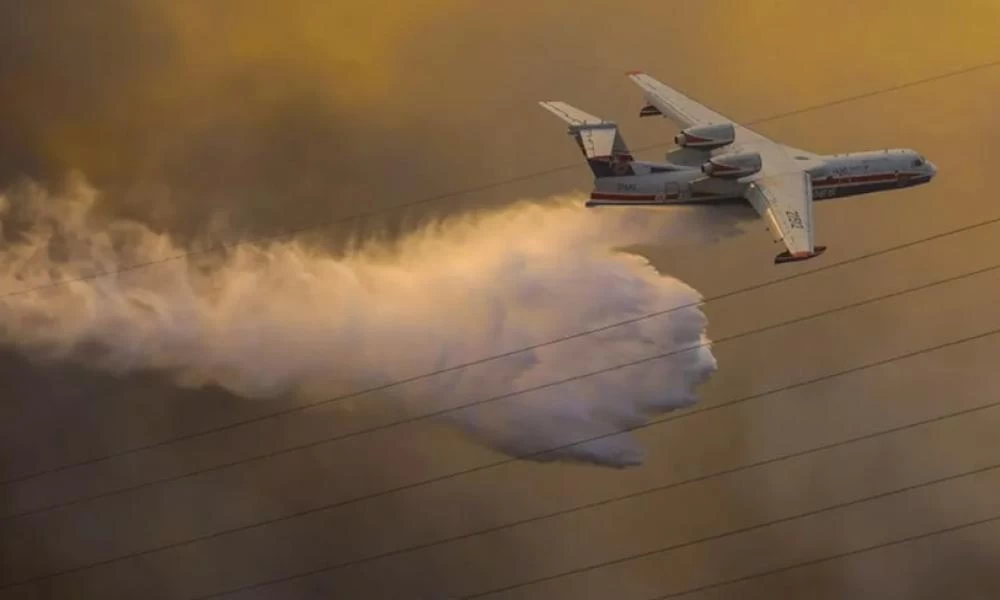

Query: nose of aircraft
[[927, 161, 938, 178]]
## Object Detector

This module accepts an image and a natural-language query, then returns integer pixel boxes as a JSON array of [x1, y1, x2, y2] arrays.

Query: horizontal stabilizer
[[539, 101, 609, 128]]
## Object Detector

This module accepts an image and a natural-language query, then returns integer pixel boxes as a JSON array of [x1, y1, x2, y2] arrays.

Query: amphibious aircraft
[[539, 71, 937, 264]]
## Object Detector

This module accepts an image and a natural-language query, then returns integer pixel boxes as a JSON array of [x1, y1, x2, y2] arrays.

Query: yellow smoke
[[12, 1, 456, 186], [161, 0, 457, 105], [690, 0, 999, 108]]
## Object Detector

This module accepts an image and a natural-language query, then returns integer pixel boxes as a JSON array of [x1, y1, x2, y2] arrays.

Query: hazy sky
[[1, 1, 1000, 598]]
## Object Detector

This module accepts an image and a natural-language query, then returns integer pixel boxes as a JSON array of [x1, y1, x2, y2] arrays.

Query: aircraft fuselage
[[587, 148, 937, 207]]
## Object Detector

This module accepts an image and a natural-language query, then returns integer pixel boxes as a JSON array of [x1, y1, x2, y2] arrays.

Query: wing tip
[[774, 246, 827, 265]]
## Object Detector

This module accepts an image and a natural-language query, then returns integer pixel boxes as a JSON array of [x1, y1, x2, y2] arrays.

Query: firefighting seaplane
[[540, 71, 937, 264]]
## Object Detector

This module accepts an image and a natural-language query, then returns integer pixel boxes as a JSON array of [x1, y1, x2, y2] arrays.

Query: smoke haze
[[3, 2, 994, 596]]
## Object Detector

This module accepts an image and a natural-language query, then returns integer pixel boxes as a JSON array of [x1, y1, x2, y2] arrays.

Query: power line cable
[[5, 277, 1000, 592], [6, 209, 1000, 491], [462, 462, 1000, 599], [2, 60, 996, 487], [5, 255, 1000, 523], [199, 402, 1000, 600], [1, 58, 994, 304], [648, 517, 1000, 600]]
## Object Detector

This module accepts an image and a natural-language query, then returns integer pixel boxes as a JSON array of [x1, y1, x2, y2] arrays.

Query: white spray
[[0, 175, 725, 467]]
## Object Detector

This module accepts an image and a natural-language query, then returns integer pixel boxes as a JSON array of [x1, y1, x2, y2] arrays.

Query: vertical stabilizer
[[539, 101, 635, 178]]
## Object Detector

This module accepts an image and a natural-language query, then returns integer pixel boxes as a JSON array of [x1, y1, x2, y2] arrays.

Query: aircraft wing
[[627, 71, 824, 263], [626, 71, 770, 148], [746, 166, 824, 263], [625, 71, 820, 159]]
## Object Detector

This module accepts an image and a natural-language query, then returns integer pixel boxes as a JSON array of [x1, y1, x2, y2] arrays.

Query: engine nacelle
[[701, 151, 763, 178], [674, 123, 735, 150]]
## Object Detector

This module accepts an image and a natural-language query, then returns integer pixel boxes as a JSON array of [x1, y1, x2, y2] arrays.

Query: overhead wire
[[5, 252, 1000, 523], [3, 57, 1000, 598], [0, 58, 995, 305], [5, 265, 1000, 592], [200, 400, 1000, 599], [648, 516, 1000, 600], [2, 59, 997, 488], [181, 62, 1000, 600], [462, 463, 1000, 599], [6, 207, 1000, 491], [180, 58, 1000, 598]]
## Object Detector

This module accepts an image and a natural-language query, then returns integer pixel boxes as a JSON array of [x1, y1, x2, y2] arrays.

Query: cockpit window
[[912, 159, 924, 167]]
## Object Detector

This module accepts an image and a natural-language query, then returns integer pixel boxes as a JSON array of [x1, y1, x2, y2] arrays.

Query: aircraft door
[[678, 182, 691, 202], [664, 181, 684, 203]]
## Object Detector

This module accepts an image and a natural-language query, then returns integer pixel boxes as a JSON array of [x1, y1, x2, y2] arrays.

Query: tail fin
[[539, 101, 635, 178]]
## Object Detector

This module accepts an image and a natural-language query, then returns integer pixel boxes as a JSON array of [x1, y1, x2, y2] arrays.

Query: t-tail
[[538, 101, 636, 178]]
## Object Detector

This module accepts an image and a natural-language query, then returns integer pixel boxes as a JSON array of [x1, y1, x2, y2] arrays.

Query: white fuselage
[[587, 148, 937, 207]]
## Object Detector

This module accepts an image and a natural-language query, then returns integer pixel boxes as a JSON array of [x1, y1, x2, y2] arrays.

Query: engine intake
[[674, 123, 735, 150], [701, 151, 762, 178]]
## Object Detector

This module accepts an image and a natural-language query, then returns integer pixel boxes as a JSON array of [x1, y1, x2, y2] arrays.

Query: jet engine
[[701, 151, 763, 178], [674, 123, 735, 150]]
